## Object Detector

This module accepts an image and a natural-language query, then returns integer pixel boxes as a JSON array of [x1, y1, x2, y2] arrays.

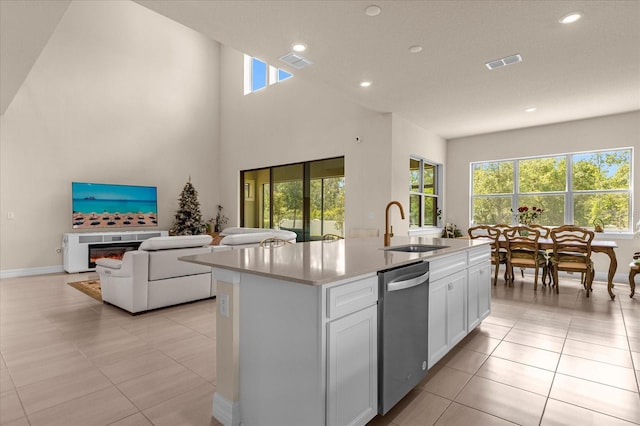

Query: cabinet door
[[428, 270, 467, 368], [327, 304, 377, 426], [428, 278, 448, 368], [477, 262, 492, 321], [447, 270, 467, 348], [467, 262, 481, 330]]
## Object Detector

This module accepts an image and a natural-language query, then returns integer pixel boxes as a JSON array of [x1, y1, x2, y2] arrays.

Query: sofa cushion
[[139, 235, 212, 251], [221, 227, 270, 235], [148, 246, 213, 281], [220, 230, 296, 246], [95, 258, 123, 269]]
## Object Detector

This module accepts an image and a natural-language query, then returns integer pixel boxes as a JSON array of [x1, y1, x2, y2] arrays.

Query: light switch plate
[[219, 294, 230, 317]]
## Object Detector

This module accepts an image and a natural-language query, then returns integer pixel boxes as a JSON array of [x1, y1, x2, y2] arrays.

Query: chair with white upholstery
[[96, 235, 214, 314]]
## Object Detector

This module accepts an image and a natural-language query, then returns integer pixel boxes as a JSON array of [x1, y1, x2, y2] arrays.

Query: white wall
[[217, 46, 447, 238], [0, 0, 220, 273], [218, 45, 395, 238], [391, 114, 447, 235], [446, 111, 640, 279]]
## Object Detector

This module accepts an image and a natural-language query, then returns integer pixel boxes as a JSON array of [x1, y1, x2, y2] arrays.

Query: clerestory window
[[244, 55, 293, 95]]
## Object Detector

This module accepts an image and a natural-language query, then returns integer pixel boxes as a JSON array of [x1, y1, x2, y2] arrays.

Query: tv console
[[63, 230, 168, 273]]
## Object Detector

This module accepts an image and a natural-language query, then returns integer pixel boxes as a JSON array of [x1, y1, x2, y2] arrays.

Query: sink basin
[[383, 244, 449, 253]]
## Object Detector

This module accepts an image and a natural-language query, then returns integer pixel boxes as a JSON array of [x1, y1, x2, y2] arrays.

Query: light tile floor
[[1, 272, 640, 425], [371, 275, 640, 426]]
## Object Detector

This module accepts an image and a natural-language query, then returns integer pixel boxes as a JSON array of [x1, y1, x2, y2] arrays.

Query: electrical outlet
[[219, 294, 230, 317]]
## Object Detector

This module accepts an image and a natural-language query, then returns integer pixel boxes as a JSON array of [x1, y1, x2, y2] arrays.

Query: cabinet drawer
[[327, 276, 378, 320], [468, 245, 491, 266], [429, 253, 467, 282]]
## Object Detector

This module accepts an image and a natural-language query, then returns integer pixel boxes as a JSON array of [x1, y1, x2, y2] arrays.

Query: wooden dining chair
[[527, 224, 552, 285], [504, 226, 547, 290], [549, 225, 595, 296], [468, 225, 506, 286]]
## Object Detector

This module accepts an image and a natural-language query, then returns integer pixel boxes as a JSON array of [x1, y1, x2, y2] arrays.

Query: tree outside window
[[410, 157, 441, 228], [470, 148, 632, 231]]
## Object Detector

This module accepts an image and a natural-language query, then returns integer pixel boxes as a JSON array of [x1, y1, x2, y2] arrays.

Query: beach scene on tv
[[72, 182, 158, 229]]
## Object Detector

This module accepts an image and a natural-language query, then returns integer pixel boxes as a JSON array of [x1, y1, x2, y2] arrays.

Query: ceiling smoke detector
[[485, 53, 522, 70], [280, 52, 313, 69]]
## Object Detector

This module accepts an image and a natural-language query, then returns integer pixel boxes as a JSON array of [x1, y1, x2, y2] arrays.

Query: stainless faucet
[[384, 201, 405, 246]]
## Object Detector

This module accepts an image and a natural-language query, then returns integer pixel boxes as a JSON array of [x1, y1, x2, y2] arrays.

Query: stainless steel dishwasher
[[378, 261, 429, 414]]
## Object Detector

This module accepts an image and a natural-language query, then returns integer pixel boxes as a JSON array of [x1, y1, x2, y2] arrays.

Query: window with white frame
[[470, 148, 633, 231], [410, 157, 441, 228], [243, 55, 293, 95]]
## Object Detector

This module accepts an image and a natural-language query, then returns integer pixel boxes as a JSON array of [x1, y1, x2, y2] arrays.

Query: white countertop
[[181, 236, 489, 285]]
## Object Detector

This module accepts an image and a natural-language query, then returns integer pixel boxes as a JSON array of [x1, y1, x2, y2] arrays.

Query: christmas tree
[[170, 178, 206, 235]]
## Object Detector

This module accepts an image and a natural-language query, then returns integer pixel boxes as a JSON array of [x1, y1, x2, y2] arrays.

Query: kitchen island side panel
[[239, 273, 325, 426]]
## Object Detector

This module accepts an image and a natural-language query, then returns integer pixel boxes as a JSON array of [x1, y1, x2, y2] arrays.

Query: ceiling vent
[[279, 52, 313, 69], [485, 53, 522, 70]]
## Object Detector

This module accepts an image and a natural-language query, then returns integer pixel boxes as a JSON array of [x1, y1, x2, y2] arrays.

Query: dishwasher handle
[[387, 271, 429, 292]]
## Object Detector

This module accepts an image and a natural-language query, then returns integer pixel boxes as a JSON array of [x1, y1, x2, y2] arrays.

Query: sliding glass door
[[272, 163, 304, 240], [241, 157, 344, 241], [310, 158, 345, 238]]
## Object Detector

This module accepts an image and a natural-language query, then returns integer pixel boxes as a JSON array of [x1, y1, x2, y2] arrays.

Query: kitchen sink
[[383, 244, 449, 253]]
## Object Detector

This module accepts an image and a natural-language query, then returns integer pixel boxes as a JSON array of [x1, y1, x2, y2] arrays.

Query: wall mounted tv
[[72, 182, 158, 229]]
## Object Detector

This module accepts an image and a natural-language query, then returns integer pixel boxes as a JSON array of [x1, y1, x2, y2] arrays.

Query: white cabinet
[[428, 270, 467, 368], [447, 270, 468, 346], [326, 275, 378, 426], [237, 272, 378, 426], [467, 246, 492, 330], [327, 304, 377, 426], [428, 246, 492, 369], [428, 253, 468, 368]]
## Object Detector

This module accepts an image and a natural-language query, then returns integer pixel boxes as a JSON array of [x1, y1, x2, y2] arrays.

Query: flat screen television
[[72, 182, 158, 229]]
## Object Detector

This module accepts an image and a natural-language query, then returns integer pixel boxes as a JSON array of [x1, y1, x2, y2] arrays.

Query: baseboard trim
[[0, 265, 64, 279], [212, 392, 240, 426]]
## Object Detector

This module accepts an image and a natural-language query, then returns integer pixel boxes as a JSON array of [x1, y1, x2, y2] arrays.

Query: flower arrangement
[[512, 206, 544, 225]]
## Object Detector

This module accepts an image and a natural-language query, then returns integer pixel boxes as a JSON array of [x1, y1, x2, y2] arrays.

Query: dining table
[[492, 237, 619, 300]]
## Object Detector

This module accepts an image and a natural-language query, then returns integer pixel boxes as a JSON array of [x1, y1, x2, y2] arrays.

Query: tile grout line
[[618, 293, 640, 395]]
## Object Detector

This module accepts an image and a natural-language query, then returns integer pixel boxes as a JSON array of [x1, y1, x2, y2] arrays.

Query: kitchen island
[[181, 236, 491, 426]]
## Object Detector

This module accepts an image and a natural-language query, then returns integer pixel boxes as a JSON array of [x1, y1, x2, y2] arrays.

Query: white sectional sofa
[[95, 235, 215, 314]]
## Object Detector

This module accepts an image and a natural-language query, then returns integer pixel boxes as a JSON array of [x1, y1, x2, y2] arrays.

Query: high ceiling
[[2, 0, 639, 139]]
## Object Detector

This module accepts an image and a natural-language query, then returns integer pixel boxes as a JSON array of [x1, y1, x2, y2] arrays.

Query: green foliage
[[472, 196, 512, 224], [472, 149, 631, 230], [518, 157, 566, 192], [273, 180, 302, 227], [472, 161, 513, 194], [170, 180, 206, 235], [310, 177, 345, 233]]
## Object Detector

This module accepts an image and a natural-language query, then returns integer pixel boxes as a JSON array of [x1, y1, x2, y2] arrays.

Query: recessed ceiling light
[[365, 5, 381, 16], [292, 43, 307, 52], [525, 107, 537, 112], [408, 45, 423, 54], [559, 12, 582, 24], [360, 81, 372, 88]]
